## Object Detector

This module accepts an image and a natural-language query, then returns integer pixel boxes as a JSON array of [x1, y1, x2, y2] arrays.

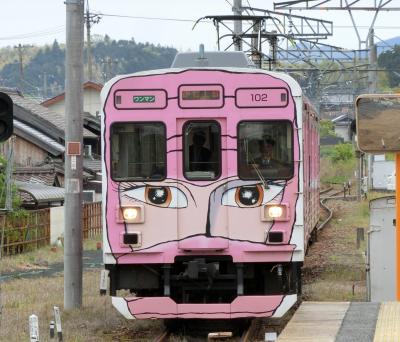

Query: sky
[[1, 0, 400, 54]]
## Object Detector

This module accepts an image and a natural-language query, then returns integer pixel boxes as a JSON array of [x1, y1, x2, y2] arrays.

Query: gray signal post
[[64, 0, 84, 309]]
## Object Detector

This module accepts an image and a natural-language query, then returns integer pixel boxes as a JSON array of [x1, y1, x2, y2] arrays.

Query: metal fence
[[0, 208, 50, 256], [0, 202, 102, 256]]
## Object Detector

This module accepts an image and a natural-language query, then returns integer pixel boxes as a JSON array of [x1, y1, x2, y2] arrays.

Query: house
[[332, 113, 353, 142], [0, 88, 102, 208], [41, 81, 103, 117]]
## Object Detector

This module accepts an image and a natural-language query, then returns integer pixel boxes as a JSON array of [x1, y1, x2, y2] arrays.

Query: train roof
[[171, 51, 255, 68], [102, 52, 302, 100]]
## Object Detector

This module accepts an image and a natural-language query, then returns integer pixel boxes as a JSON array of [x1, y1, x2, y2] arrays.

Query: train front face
[[102, 68, 304, 319]]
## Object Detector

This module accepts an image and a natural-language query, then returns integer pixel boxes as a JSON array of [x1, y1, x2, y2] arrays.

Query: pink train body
[[101, 54, 319, 320]]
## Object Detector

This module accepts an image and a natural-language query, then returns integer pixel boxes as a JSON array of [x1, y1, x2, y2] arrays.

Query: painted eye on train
[[236, 185, 263, 207], [221, 183, 284, 208], [222, 185, 263, 208], [124, 186, 188, 208]]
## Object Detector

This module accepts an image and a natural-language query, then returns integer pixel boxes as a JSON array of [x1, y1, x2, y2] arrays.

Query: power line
[[0, 26, 65, 41], [93, 12, 201, 23]]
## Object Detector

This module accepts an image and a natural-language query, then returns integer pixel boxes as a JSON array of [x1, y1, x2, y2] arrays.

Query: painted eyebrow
[[119, 182, 197, 207]]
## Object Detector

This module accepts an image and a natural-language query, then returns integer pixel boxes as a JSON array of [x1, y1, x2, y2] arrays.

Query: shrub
[[330, 143, 354, 163]]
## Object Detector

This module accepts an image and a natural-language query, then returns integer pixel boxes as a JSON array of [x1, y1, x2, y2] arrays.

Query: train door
[[176, 118, 229, 250]]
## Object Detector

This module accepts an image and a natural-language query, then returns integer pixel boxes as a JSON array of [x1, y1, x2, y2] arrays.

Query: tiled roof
[[83, 158, 102, 174], [14, 166, 59, 187], [7, 91, 96, 138], [16, 181, 64, 206], [14, 119, 65, 156]]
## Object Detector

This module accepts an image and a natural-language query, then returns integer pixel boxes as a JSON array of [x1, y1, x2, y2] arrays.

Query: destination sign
[[235, 88, 289, 108], [179, 84, 224, 109], [133, 95, 155, 103], [182, 90, 220, 101], [114, 89, 167, 109]]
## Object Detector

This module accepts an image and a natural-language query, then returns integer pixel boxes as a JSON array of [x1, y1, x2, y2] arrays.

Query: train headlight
[[123, 207, 139, 221], [117, 205, 144, 223], [268, 206, 283, 218], [261, 203, 289, 221]]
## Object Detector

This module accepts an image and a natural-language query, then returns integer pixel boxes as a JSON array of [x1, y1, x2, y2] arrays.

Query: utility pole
[[85, 6, 92, 81], [64, 0, 84, 310], [43, 72, 48, 99], [251, 20, 261, 68], [233, 0, 242, 51], [84, 2, 101, 81], [16, 44, 24, 92], [368, 28, 377, 93]]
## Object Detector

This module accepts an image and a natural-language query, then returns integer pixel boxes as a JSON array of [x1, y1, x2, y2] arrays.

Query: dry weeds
[[302, 196, 372, 301], [0, 270, 163, 341]]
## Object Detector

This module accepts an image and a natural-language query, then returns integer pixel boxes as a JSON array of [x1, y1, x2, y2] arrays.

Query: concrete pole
[[233, 0, 242, 51], [85, 7, 93, 81], [43, 72, 48, 99], [251, 20, 261, 68], [17, 44, 24, 92], [368, 28, 377, 93], [64, 0, 84, 310]]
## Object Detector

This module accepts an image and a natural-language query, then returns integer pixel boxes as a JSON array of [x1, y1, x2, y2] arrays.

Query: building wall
[[46, 100, 65, 117], [45, 88, 101, 117], [334, 125, 350, 142], [84, 88, 101, 117], [50, 206, 64, 244], [0, 135, 48, 166]]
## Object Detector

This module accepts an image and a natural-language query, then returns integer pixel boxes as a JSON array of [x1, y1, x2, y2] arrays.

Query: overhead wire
[[0, 26, 65, 41]]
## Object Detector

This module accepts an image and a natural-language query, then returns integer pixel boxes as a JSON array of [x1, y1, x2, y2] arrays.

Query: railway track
[[317, 185, 352, 231], [153, 318, 262, 342]]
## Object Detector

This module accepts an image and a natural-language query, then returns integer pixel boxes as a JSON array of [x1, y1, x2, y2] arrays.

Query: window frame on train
[[110, 121, 167, 181], [183, 120, 222, 181], [237, 120, 294, 181]]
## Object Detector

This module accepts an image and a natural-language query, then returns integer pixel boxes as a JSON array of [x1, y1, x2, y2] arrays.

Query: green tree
[[378, 45, 400, 88], [319, 119, 336, 137], [330, 143, 354, 163], [0, 155, 22, 211]]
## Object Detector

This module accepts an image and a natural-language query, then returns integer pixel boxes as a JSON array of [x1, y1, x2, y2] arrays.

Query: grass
[[0, 270, 164, 342], [302, 191, 390, 302], [1, 235, 102, 274], [0, 233, 166, 341]]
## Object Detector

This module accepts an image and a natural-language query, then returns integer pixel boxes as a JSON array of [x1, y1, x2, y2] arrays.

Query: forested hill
[[0, 36, 177, 100]]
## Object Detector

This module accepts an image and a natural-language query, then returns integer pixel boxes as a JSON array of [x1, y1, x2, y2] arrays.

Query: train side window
[[183, 121, 221, 180], [238, 121, 293, 180], [110, 122, 166, 181]]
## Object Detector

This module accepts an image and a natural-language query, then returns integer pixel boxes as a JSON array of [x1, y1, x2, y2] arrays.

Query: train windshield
[[238, 121, 293, 180], [110, 122, 166, 181], [183, 121, 221, 180]]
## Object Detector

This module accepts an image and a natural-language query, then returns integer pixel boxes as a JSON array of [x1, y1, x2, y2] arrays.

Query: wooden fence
[[1, 202, 102, 256], [82, 202, 102, 239], [0, 208, 50, 256]]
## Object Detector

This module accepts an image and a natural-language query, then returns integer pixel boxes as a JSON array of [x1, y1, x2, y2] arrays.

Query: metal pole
[[64, 0, 84, 310], [397, 153, 400, 300], [233, 0, 242, 51]]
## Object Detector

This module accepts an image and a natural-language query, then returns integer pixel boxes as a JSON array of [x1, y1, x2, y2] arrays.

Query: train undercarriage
[[106, 257, 302, 303]]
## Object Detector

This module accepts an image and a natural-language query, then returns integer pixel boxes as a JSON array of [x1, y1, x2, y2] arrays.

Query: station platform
[[277, 301, 400, 342]]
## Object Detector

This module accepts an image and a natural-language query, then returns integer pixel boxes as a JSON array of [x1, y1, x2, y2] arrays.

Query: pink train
[[101, 51, 319, 320]]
